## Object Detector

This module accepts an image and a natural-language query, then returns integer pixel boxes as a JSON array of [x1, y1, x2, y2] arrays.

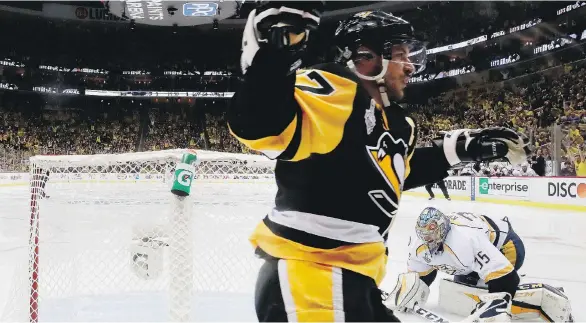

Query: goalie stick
[[411, 304, 451, 323], [381, 289, 451, 323]]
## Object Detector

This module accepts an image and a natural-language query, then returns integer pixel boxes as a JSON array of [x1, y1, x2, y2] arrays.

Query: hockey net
[[2, 149, 276, 322]]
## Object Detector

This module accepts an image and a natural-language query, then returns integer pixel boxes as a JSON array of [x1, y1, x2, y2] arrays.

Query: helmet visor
[[382, 39, 427, 75], [416, 223, 442, 254]]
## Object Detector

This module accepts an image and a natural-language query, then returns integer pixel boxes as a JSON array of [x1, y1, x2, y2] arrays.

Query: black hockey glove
[[433, 127, 531, 167], [241, 1, 324, 75]]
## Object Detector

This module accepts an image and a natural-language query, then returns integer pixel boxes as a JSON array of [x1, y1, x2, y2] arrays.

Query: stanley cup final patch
[[365, 100, 376, 135]]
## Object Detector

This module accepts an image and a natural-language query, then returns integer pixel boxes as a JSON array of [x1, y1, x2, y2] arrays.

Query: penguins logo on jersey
[[366, 132, 409, 203]]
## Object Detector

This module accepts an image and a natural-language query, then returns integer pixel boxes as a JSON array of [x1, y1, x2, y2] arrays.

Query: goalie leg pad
[[439, 278, 486, 316], [439, 279, 573, 322], [513, 283, 572, 322], [384, 272, 430, 312]]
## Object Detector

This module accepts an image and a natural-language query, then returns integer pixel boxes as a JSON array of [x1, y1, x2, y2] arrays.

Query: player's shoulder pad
[[294, 63, 363, 104], [295, 62, 363, 93]]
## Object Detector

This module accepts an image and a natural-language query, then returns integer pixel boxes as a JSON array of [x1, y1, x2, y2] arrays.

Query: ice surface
[[0, 185, 584, 322]]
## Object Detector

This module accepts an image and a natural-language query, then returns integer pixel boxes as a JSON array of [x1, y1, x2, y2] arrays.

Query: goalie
[[385, 207, 573, 322]]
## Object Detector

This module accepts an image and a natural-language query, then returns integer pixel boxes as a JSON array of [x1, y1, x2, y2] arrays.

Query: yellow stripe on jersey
[[290, 70, 357, 162], [501, 240, 518, 267], [415, 268, 435, 277], [380, 107, 389, 130], [279, 259, 343, 322], [229, 115, 298, 156], [250, 221, 388, 285], [485, 264, 514, 282], [479, 216, 497, 245], [416, 244, 428, 256]]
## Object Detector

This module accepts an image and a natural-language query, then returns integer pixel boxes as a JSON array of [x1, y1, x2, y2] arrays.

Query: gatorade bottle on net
[[171, 151, 198, 197]]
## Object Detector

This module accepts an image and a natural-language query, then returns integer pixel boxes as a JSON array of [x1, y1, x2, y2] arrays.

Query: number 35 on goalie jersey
[[229, 62, 448, 283]]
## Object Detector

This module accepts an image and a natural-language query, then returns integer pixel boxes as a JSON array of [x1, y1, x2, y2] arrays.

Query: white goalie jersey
[[407, 212, 514, 283]]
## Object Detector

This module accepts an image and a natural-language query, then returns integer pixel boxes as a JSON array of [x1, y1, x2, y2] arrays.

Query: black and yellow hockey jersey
[[228, 49, 451, 284]]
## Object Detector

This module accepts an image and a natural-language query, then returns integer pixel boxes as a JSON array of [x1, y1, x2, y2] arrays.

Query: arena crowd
[[0, 1, 585, 177]]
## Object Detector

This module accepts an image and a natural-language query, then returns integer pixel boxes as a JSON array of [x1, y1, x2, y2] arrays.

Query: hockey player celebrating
[[228, 2, 531, 321], [385, 207, 572, 322]]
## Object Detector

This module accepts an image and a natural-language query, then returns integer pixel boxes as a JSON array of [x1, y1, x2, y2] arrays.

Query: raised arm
[[227, 2, 324, 160], [228, 47, 300, 159]]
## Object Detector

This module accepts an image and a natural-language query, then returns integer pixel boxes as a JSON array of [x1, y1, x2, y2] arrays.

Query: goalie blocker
[[438, 278, 573, 322]]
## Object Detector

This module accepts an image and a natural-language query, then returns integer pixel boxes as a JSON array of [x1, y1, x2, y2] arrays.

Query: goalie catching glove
[[241, 1, 324, 75], [462, 292, 512, 323], [433, 127, 531, 166]]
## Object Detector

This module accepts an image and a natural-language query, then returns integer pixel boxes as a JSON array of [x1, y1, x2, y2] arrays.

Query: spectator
[[530, 148, 546, 176], [0, 1, 585, 175], [574, 150, 586, 177]]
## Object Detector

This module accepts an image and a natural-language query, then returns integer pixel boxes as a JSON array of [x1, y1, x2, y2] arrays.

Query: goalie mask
[[416, 207, 450, 255], [334, 10, 427, 106]]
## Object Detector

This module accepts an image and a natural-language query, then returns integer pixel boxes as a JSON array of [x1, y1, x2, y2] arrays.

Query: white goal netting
[[1, 149, 276, 322]]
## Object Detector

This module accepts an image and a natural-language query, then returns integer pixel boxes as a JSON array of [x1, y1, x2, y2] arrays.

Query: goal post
[[2, 149, 275, 322]]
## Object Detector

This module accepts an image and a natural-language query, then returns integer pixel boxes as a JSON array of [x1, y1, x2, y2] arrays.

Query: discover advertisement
[[539, 177, 586, 206]]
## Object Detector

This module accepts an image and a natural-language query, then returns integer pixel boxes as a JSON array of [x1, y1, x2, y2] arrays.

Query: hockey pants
[[254, 256, 400, 322]]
